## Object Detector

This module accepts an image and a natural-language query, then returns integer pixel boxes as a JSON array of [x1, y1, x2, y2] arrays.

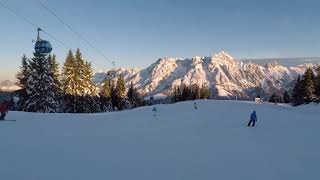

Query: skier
[[152, 106, 157, 116], [193, 102, 198, 110], [0, 101, 9, 120], [247, 110, 257, 127]]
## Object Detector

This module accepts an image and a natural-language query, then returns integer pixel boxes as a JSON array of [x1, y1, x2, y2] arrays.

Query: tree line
[[267, 66, 320, 106], [171, 84, 211, 103], [16, 49, 144, 113], [291, 67, 320, 106]]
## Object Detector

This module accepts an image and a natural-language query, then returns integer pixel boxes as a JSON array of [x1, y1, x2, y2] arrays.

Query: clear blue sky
[[1, 0, 320, 81]]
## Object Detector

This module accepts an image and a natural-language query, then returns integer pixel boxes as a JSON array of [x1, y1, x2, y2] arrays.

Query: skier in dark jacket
[[0, 101, 9, 120], [248, 110, 257, 127], [193, 102, 198, 110]]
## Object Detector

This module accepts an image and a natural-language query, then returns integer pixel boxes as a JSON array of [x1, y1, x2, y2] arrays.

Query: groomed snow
[[1, 100, 319, 180]]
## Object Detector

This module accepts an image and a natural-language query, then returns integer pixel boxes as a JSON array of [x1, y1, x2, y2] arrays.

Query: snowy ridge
[[94, 52, 319, 99]]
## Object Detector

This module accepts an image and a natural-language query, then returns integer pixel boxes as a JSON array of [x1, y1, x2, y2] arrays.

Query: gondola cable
[[0, 0, 69, 49], [39, 1, 113, 64]]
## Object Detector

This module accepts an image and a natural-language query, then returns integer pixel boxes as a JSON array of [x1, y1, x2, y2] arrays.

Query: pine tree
[[181, 85, 190, 101], [62, 49, 99, 113], [171, 86, 181, 103], [127, 82, 142, 108], [283, 91, 290, 103], [16, 55, 30, 111], [127, 82, 134, 102], [292, 75, 303, 106], [314, 66, 320, 102], [269, 94, 282, 103], [301, 68, 316, 104], [48, 54, 63, 107], [200, 84, 211, 99], [49, 54, 62, 90], [191, 84, 201, 100], [110, 80, 118, 108], [100, 78, 112, 99], [100, 78, 113, 112], [24, 53, 60, 112], [116, 75, 126, 99], [16, 55, 29, 89], [62, 50, 77, 95]]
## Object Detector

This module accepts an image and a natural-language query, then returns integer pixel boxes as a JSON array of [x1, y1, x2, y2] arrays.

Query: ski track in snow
[[0, 100, 319, 180]]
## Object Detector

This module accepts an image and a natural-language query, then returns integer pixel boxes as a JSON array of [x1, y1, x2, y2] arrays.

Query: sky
[[1, 0, 320, 81]]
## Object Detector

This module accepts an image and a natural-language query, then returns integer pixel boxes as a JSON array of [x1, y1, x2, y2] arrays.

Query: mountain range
[[1, 52, 318, 99], [94, 51, 318, 99], [0, 80, 20, 92]]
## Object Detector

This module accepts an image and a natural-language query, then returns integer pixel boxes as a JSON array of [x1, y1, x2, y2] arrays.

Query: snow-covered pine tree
[[74, 49, 85, 96], [74, 49, 100, 113], [24, 53, 60, 112], [83, 61, 98, 96], [63, 49, 100, 113], [48, 54, 63, 110], [49, 54, 62, 91], [301, 68, 316, 104], [74, 49, 98, 96], [16, 55, 30, 111], [62, 50, 78, 112], [62, 50, 77, 96]]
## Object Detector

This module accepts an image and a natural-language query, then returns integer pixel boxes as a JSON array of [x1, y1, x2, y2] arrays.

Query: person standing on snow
[[247, 110, 257, 127], [0, 101, 9, 120], [193, 102, 198, 110], [152, 107, 157, 116]]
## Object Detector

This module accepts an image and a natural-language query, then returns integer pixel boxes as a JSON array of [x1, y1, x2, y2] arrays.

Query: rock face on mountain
[[94, 52, 318, 99]]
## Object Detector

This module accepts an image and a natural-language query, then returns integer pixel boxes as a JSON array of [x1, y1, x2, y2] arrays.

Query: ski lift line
[[0, 1, 38, 28], [0, 1, 70, 49], [41, 30, 69, 48], [39, 1, 113, 64]]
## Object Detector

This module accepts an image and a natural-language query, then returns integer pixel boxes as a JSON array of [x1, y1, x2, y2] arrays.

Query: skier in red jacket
[[0, 101, 9, 120]]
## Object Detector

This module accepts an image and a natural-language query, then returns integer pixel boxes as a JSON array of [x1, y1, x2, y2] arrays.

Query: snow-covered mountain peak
[[210, 51, 236, 66], [213, 51, 234, 60]]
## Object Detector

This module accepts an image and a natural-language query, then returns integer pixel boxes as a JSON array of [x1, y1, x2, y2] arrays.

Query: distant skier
[[193, 102, 198, 110], [247, 110, 257, 127], [152, 107, 157, 116], [0, 101, 9, 120]]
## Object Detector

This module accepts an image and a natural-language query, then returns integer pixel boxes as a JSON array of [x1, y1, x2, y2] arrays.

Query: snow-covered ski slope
[[1, 100, 319, 180]]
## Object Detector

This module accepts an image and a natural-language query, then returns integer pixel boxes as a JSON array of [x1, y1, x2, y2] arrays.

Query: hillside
[[1, 100, 319, 180], [94, 52, 318, 99]]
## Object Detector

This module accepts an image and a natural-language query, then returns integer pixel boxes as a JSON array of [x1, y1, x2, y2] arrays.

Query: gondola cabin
[[34, 28, 52, 54]]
